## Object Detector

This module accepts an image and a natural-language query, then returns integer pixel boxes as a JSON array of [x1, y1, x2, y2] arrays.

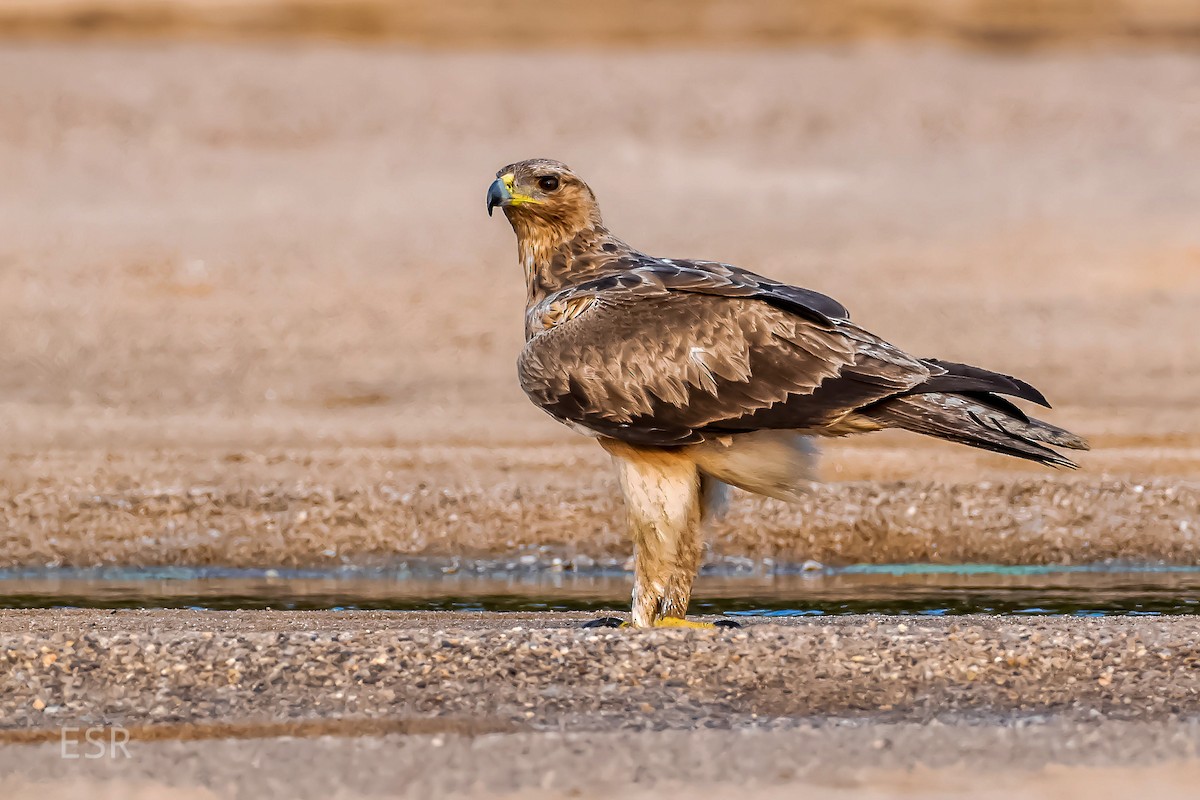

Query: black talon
[[582, 617, 625, 629], [713, 619, 742, 629]]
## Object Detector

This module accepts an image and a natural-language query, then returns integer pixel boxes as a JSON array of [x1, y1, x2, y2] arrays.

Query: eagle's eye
[[537, 175, 560, 192]]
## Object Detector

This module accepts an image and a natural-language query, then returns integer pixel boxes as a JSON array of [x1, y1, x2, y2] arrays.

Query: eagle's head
[[486, 159, 602, 240]]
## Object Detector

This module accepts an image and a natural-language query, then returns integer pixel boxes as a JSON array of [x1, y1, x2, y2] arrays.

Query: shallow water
[[3, 563, 1200, 616]]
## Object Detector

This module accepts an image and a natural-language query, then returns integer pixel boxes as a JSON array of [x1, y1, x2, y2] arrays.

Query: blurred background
[[1, 0, 1198, 568]]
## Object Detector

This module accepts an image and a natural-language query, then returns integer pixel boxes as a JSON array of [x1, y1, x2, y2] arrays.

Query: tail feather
[[918, 359, 1051, 409], [866, 391, 1088, 469]]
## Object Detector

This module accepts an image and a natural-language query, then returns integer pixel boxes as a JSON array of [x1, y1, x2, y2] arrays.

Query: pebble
[[3, 611, 1200, 734]]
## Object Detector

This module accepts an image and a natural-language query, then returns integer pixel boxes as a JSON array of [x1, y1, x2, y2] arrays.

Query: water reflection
[[2, 564, 1200, 615]]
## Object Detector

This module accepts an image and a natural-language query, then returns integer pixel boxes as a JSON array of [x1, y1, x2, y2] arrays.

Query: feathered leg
[[600, 440, 728, 628]]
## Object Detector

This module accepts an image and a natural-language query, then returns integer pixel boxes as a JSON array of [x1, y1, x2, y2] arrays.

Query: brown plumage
[[487, 158, 1087, 627]]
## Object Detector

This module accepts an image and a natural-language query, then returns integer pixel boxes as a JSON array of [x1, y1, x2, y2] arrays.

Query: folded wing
[[518, 262, 931, 446]]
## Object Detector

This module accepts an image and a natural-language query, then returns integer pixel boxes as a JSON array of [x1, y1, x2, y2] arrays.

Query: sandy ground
[[2, 610, 1200, 798], [0, 42, 1198, 569], [5, 724, 1200, 799], [3, 0, 1200, 48]]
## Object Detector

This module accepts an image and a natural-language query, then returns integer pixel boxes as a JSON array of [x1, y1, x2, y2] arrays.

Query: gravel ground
[[3, 610, 1200, 798], [3, 610, 1199, 734], [3, 473, 1199, 568]]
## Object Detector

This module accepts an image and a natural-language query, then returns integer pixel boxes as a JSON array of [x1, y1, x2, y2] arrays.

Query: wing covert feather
[[518, 284, 929, 446]]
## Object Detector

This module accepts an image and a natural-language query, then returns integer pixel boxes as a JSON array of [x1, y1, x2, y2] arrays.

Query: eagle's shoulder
[[530, 251, 850, 334], [636, 258, 851, 325]]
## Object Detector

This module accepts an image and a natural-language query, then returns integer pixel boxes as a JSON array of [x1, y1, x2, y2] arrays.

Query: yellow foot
[[654, 616, 723, 629], [581, 616, 741, 629]]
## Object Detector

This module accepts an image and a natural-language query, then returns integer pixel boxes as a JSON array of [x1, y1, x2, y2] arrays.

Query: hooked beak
[[486, 175, 512, 217], [487, 172, 542, 217]]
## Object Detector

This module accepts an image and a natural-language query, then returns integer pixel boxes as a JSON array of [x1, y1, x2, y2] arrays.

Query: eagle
[[486, 158, 1087, 628]]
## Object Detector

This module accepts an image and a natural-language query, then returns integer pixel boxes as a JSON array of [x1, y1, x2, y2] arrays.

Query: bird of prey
[[486, 158, 1087, 629]]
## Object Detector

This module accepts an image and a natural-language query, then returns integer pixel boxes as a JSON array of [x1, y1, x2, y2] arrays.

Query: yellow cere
[[502, 172, 542, 207]]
